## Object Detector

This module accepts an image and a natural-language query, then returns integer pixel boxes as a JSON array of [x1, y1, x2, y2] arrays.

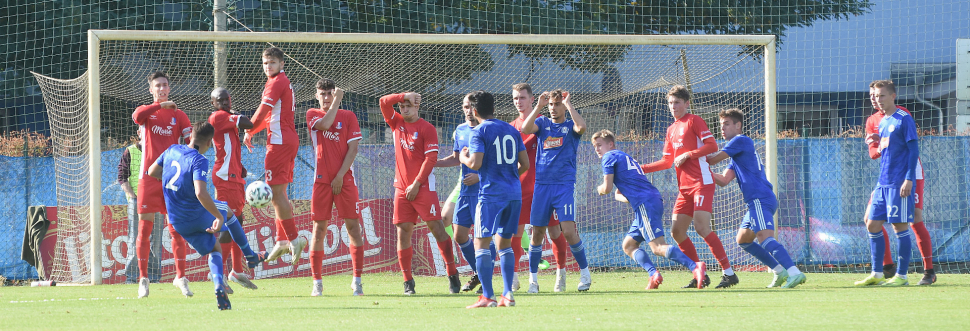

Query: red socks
[[280, 218, 299, 241], [136, 220, 153, 279], [703, 232, 731, 270], [398, 247, 414, 281], [275, 219, 286, 241], [309, 250, 324, 280], [511, 236, 524, 271], [677, 237, 701, 263], [350, 244, 364, 277], [881, 227, 894, 265], [436, 240, 458, 276], [551, 234, 568, 269], [912, 222, 933, 269], [168, 224, 188, 279]]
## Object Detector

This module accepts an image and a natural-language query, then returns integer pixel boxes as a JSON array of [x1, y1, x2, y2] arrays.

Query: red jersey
[[379, 94, 439, 191], [642, 113, 717, 188], [132, 102, 191, 178], [251, 71, 298, 146], [208, 110, 246, 185], [510, 115, 541, 195], [865, 106, 923, 179], [306, 108, 363, 184]]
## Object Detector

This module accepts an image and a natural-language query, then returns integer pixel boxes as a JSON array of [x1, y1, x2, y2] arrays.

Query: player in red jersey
[[508, 83, 570, 291], [863, 80, 936, 285], [131, 71, 193, 297], [243, 47, 307, 265], [379, 91, 461, 295], [305, 79, 368, 296], [640, 85, 734, 289], [207, 87, 261, 293]]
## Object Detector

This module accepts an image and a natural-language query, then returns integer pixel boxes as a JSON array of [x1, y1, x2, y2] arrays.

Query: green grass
[[2, 272, 968, 330]]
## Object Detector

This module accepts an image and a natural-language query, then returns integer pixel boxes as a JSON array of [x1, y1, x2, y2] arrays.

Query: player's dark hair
[[147, 71, 169, 84], [262, 47, 285, 62], [316, 78, 336, 91], [512, 83, 533, 95], [549, 89, 565, 101], [192, 120, 215, 141], [869, 80, 896, 94], [467, 90, 495, 118], [718, 108, 744, 126], [667, 85, 691, 102], [591, 129, 616, 144]]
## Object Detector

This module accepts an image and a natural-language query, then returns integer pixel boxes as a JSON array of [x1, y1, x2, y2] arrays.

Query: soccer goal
[[39, 30, 776, 285]]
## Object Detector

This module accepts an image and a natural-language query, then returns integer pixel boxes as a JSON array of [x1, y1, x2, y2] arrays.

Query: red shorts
[[914, 179, 924, 210], [264, 143, 298, 185], [673, 184, 715, 215], [214, 180, 245, 217], [393, 189, 442, 224], [136, 176, 167, 215], [312, 180, 360, 220]]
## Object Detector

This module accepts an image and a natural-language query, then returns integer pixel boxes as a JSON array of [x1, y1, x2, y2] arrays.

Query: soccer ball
[[245, 181, 273, 208]]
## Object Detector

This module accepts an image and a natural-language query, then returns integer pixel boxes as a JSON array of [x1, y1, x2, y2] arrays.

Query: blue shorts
[[740, 197, 777, 233], [170, 200, 235, 256], [531, 183, 575, 227], [454, 195, 477, 227], [626, 199, 665, 243], [868, 185, 914, 223], [475, 199, 521, 239]]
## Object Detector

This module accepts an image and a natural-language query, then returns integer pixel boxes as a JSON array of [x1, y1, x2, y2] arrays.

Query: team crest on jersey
[[149, 115, 157, 120], [170, 118, 176, 125], [560, 127, 568, 133], [336, 122, 342, 129], [888, 124, 895, 133], [413, 132, 419, 139], [543, 136, 563, 149], [680, 128, 686, 136]]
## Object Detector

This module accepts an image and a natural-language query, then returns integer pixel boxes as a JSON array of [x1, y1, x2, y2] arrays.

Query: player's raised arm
[[378, 93, 407, 125], [520, 91, 550, 135], [314, 87, 344, 131], [562, 92, 586, 135]]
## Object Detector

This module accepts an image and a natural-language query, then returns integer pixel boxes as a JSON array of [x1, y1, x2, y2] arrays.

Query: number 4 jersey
[[157, 144, 212, 225]]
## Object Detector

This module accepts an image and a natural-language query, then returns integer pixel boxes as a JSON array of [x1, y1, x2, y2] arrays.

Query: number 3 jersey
[[157, 144, 211, 225], [469, 119, 526, 201]]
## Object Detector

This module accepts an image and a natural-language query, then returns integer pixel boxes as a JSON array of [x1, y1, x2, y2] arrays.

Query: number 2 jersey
[[157, 144, 211, 225]]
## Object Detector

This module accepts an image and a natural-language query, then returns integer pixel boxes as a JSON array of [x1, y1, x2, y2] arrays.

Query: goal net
[[38, 31, 777, 285]]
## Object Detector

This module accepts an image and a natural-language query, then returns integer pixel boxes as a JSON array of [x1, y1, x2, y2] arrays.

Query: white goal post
[[83, 30, 776, 285]]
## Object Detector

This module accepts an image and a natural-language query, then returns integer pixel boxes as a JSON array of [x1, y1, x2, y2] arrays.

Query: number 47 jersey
[[469, 119, 527, 201], [157, 144, 212, 225]]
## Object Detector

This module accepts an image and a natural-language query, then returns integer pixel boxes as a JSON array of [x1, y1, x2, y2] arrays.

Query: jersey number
[[492, 135, 516, 165], [695, 195, 705, 207], [626, 156, 644, 175], [888, 205, 899, 218], [165, 160, 181, 191], [430, 204, 437, 216]]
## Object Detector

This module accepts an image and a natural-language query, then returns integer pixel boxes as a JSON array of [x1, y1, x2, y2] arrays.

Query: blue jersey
[[453, 123, 481, 197], [469, 119, 526, 201], [722, 135, 774, 202], [534, 116, 582, 184], [601, 149, 660, 205], [877, 108, 919, 186], [156, 144, 211, 225]]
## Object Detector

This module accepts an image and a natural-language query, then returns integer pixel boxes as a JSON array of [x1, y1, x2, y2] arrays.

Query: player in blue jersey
[[436, 92, 497, 293], [854, 80, 919, 287], [459, 91, 529, 308], [147, 120, 266, 310], [519, 89, 592, 292], [707, 109, 806, 288], [591, 130, 707, 290]]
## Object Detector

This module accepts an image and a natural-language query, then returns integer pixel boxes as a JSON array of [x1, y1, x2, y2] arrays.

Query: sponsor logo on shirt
[[151, 125, 174, 136], [150, 115, 157, 120], [543, 136, 563, 149], [400, 138, 415, 151], [673, 142, 684, 149], [321, 131, 340, 142]]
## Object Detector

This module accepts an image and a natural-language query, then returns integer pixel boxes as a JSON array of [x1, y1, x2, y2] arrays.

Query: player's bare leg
[[527, 225, 548, 293], [396, 222, 417, 294], [426, 219, 462, 293], [266, 183, 306, 264], [912, 208, 936, 285]]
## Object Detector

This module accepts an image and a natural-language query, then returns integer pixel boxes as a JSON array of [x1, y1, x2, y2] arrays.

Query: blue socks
[[569, 240, 588, 269], [742, 241, 778, 269], [529, 245, 543, 273], [475, 249, 494, 299], [499, 248, 515, 297], [633, 248, 657, 277], [224, 216, 256, 256], [489, 242, 497, 262], [869, 231, 886, 273], [665, 245, 697, 271], [209, 251, 225, 291], [896, 229, 912, 276], [457, 239, 477, 273], [761, 237, 795, 270]]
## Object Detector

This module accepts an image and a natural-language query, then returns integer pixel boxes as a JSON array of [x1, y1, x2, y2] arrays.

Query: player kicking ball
[[459, 91, 529, 308], [306, 79, 367, 296], [707, 109, 806, 288], [592, 130, 706, 289], [855, 80, 920, 287], [147, 121, 267, 310]]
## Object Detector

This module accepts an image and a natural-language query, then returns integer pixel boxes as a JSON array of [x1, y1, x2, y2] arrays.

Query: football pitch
[[2, 272, 968, 330]]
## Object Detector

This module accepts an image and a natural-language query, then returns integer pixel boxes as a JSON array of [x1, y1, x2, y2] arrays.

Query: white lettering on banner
[[427, 233, 446, 276], [361, 206, 382, 246], [324, 224, 340, 254], [254, 226, 293, 278], [151, 125, 173, 136]]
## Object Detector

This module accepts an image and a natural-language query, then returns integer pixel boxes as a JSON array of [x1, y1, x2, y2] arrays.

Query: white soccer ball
[[245, 181, 273, 208]]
